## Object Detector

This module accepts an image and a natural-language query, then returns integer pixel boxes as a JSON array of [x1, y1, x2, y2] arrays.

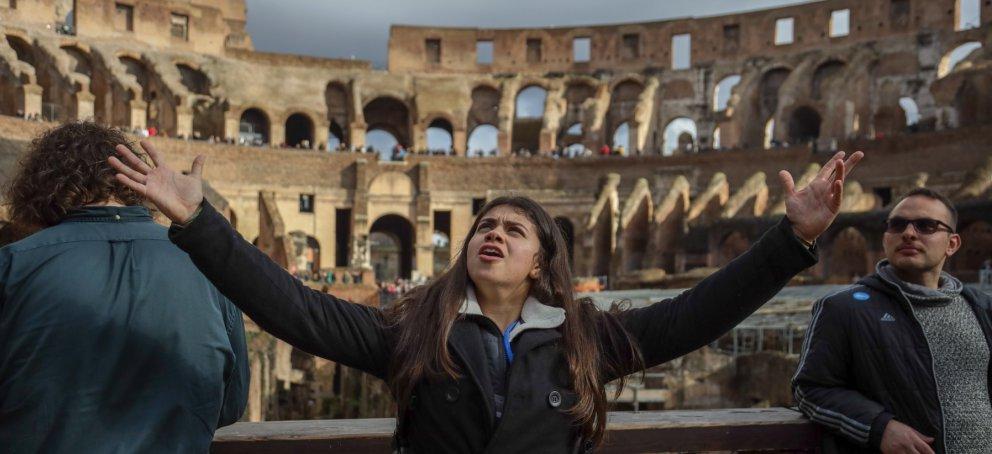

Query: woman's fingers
[[108, 156, 148, 184], [777, 170, 796, 196], [841, 150, 864, 178], [831, 179, 843, 211], [817, 151, 845, 180], [114, 144, 152, 174], [190, 155, 205, 178]]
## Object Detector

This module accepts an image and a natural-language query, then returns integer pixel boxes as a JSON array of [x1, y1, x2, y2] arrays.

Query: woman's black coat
[[170, 202, 817, 453]]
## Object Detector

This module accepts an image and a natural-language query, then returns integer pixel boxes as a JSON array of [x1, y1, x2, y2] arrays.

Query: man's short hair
[[4, 122, 146, 234], [893, 187, 958, 230]]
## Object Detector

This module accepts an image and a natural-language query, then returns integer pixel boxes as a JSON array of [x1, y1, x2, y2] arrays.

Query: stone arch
[[938, 42, 982, 79], [563, 79, 595, 121], [467, 124, 499, 157], [713, 74, 741, 112], [117, 54, 172, 130], [288, 231, 321, 275], [426, 116, 454, 153], [6, 35, 35, 67], [118, 55, 149, 92], [370, 214, 415, 281], [647, 176, 690, 271], [688, 173, 730, 222], [366, 129, 399, 156], [512, 85, 547, 152], [555, 216, 575, 270], [663, 117, 697, 155], [61, 45, 92, 77], [176, 63, 209, 95], [325, 81, 350, 148], [468, 84, 500, 132], [612, 121, 630, 151], [368, 171, 415, 197], [954, 74, 992, 128], [759, 67, 792, 119], [722, 172, 769, 219], [285, 112, 315, 148], [364, 96, 410, 148], [239, 107, 270, 146], [591, 206, 614, 277], [950, 221, 992, 275], [826, 227, 869, 283], [560, 122, 584, 149], [787, 106, 822, 145], [811, 60, 845, 100], [717, 231, 750, 266], [619, 179, 652, 272], [587, 176, 619, 277], [606, 79, 643, 145]]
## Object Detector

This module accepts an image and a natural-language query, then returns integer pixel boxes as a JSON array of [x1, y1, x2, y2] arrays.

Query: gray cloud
[[245, 0, 817, 68]]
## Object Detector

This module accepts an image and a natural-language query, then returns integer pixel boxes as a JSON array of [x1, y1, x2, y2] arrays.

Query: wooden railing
[[212, 408, 822, 453]]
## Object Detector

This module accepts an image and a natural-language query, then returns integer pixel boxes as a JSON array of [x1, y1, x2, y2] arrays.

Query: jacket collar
[[61, 205, 153, 223], [460, 285, 566, 342]]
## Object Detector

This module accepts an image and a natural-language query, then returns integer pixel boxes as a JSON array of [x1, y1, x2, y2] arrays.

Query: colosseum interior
[[0, 0, 990, 421]]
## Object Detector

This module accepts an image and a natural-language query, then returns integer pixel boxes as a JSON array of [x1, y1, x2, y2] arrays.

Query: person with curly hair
[[0, 122, 249, 453]]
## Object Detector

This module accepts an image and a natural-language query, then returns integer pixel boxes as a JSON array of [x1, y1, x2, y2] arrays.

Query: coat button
[[548, 390, 562, 408], [445, 385, 460, 403], [114, 214, 121, 221]]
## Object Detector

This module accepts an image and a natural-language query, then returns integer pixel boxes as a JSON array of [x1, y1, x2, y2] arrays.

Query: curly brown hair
[[5, 122, 146, 235]]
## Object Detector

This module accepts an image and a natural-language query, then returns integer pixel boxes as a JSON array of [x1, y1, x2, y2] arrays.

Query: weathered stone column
[[349, 121, 367, 149], [73, 90, 95, 121], [350, 158, 370, 269], [175, 104, 193, 138], [128, 99, 147, 131], [314, 120, 330, 150], [414, 162, 433, 278], [452, 127, 467, 155], [269, 116, 286, 147], [224, 110, 240, 142], [541, 81, 566, 153], [21, 83, 43, 118]]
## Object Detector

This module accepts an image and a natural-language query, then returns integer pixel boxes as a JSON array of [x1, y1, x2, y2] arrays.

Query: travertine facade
[[0, 0, 991, 419], [0, 0, 990, 283]]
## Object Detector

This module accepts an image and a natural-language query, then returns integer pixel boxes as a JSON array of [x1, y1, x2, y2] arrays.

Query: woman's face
[[466, 204, 543, 290]]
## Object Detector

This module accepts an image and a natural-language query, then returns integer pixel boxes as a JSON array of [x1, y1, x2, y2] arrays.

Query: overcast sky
[[244, 0, 818, 69]]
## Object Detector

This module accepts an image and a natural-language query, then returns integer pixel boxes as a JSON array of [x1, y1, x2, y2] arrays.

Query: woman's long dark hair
[[384, 196, 642, 445]]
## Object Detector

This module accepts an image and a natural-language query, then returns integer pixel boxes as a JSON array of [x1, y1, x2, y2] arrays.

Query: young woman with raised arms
[[110, 143, 860, 452]]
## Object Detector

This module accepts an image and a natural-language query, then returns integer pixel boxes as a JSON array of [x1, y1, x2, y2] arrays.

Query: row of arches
[[1, 34, 984, 155]]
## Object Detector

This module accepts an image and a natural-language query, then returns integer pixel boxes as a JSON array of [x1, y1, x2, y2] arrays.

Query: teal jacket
[[0, 206, 248, 453]]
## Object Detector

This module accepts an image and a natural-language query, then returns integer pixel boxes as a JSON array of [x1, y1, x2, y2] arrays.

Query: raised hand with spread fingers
[[108, 140, 206, 224], [779, 150, 864, 244]]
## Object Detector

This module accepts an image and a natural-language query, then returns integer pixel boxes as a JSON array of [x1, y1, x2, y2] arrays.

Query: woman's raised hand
[[778, 150, 865, 243], [108, 140, 206, 224]]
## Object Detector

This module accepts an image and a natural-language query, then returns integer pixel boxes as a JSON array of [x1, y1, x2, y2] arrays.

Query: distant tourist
[[794, 188, 992, 453], [110, 141, 862, 452], [0, 123, 249, 452]]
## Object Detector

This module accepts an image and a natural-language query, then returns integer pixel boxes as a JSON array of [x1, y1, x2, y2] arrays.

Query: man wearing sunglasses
[[793, 188, 992, 454]]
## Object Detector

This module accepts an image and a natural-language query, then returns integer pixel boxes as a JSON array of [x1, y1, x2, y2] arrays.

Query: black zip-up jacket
[[792, 273, 992, 453], [173, 202, 816, 453]]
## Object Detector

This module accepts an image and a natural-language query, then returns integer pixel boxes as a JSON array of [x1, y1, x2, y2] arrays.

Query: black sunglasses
[[884, 217, 956, 235]]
